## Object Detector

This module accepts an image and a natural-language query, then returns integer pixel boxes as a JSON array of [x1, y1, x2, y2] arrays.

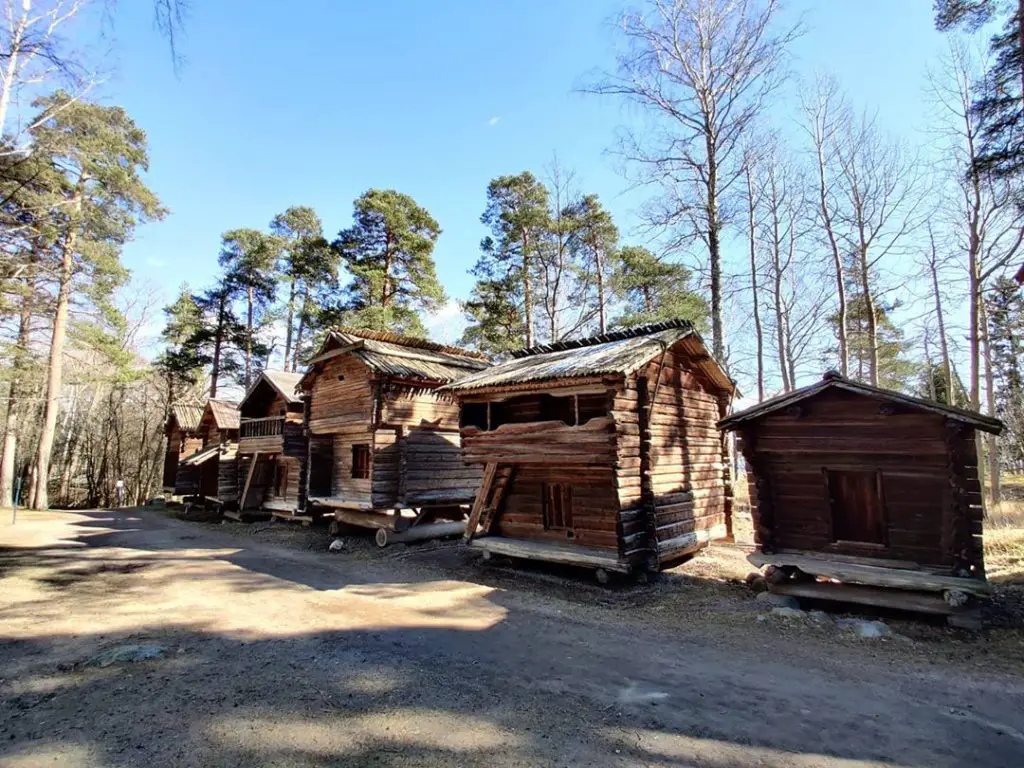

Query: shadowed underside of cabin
[[448, 321, 737, 575], [719, 373, 1002, 619]]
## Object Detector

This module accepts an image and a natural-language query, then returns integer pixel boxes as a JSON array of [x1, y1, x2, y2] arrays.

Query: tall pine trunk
[[292, 287, 309, 372], [522, 232, 534, 347], [0, 249, 35, 507], [245, 285, 254, 386], [32, 187, 83, 510], [595, 244, 607, 334], [210, 293, 226, 398], [283, 277, 297, 371]]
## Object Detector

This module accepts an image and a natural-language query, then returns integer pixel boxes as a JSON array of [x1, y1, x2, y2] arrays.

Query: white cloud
[[424, 300, 467, 344], [487, 116, 500, 126]]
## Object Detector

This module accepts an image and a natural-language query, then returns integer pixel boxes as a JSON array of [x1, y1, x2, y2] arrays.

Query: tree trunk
[[927, 228, 954, 402], [980, 296, 1001, 505], [745, 164, 764, 401], [769, 181, 791, 392], [523, 232, 534, 347], [0, 6, 29, 137], [595, 244, 607, 334], [210, 293, 225, 398], [32, 189, 82, 510], [245, 285, 254, 386], [0, 249, 35, 507], [815, 140, 848, 376], [292, 287, 309, 372], [858, 236, 879, 386], [283, 276, 297, 372], [706, 148, 724, 363]]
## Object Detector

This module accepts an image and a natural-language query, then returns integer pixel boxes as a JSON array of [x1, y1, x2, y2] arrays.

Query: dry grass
[[986, 477, 1024, 583]]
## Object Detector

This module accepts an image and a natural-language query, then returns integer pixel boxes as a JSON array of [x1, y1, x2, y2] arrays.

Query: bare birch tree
[[834, 113, 923, 386], [741, 143, 765, 400], [589, 0, 800, 362], [800, 75, 851, 376]]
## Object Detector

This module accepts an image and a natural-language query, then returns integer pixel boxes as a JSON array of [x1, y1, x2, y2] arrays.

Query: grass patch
[[986, 498, 1024, 583]]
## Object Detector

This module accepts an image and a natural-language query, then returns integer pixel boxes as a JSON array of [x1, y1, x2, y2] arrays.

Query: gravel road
[[2, 507, 1023, 767]]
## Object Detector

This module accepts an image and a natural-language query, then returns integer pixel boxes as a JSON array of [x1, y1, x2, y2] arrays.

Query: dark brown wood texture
[[308, 357, 374, 434], [737, 387, 982, 572]]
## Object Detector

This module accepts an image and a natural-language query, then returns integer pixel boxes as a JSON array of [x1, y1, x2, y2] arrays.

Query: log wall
[[309, 356, 374, 434], [737, 388, 979, 571], [332, 432, 372, 505], [495, 465, 620, 550], [613, 347, 729, 564]]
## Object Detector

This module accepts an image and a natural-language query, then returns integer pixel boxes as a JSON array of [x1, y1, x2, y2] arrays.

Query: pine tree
[[470, 173, 550, 347], [189, 281, 251, 397], [333, 189, 445, 336], [460, 271, 526, 355], [612, 246, 709, 330], [270, 206, 335, 370], [154, 286, 206, 403], [219, 228, 279, 385], [564, 194, 619, 334], [836, 294, 918, 392], [29, 93, 165, 509]]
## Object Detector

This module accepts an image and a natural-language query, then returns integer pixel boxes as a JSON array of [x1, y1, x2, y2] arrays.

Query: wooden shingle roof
[[444, 319, 735, 395], [718, 372, 1003, 434], [302, 327, 489, 386], [207, 399, 240, 430]]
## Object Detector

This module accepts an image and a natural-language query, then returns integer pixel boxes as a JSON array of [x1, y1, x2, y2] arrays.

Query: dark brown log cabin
[[237, 370, 306, 516], [718, 372, 1003, 622], [299, 328, 489, 542], [162, 401, 204, 496], [443, 320, 737, 580], [177, 399, 240, 507]]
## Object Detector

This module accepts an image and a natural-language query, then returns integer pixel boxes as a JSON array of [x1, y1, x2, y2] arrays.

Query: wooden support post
[[465, 462, 497, 542], [240, 452, 259, 511], [397, 427, 408, 506]]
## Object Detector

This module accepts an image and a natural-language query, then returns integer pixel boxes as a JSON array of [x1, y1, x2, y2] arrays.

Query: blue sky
[[102, 1, 951, 351]]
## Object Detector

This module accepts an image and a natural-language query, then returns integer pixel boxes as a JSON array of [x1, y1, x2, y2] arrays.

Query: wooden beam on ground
[[464, 462, 497, 542], [240, 452, 259, 510], [749, 551, 991, 596], [769, 580, 961, 616], [469, 536, 630, 573]]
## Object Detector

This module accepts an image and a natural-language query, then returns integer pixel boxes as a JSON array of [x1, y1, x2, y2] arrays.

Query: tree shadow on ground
[[2, 509, 1023, 767]]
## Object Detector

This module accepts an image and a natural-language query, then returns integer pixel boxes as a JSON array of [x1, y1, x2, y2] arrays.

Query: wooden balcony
[[239, 416, 285, 454]]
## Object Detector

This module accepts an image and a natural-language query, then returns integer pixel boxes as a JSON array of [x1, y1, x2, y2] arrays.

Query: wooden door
[[826, 469, 887, 546]]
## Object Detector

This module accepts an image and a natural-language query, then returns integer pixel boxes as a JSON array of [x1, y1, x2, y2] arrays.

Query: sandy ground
[[2, 508, 1024, 767]]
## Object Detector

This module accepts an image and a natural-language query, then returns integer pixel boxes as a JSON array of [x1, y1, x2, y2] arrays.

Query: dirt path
[[2, 508, 1024, 767]]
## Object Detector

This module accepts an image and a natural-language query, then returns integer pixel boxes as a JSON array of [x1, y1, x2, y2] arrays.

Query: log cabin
[[177, 399, 240, 508], [237, 370, 307, 519], [442, 319, 737, 581], [718, 371, 1003, 625], [299, 328, 489, 544], [162, 400, 205, 496]]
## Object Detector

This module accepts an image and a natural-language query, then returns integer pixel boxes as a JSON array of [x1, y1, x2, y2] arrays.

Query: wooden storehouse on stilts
[[718, 372, 1002, 626], [177, 399, 240, 509], [236, 370, 307, 521], [443, 320, 737, 581], [162, 400, 205, 497], [299, 328, 489, 546]]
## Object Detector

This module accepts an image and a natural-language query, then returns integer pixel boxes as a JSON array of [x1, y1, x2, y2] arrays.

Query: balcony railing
[[240, 415, 285, 439]]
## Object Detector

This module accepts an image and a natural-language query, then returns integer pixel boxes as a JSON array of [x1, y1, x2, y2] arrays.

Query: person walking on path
[[115, 478, 125, 507]]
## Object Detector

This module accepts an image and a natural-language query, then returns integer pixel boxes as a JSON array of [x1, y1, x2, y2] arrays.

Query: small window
[[461, 402, 489, 429], [827, 469, 886, 546], [351, 444, 370, 480], [542, 483, 573, 531]]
